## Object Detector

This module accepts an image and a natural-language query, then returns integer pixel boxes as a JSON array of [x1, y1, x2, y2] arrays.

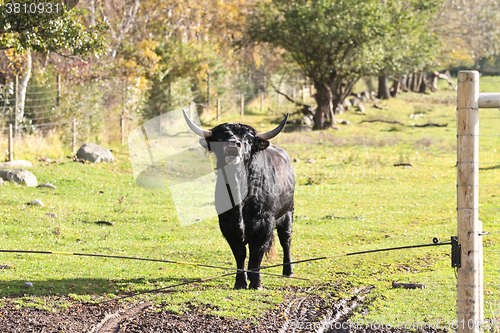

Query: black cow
[[183, 111, 295, 290]]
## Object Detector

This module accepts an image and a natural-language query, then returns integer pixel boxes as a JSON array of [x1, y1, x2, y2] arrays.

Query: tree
[[0, 0, 107, 129], [246, 0, 440, 129], [0, 0, 107, 57], [377, 1, 440, 98], [431, 0, 500, 70]]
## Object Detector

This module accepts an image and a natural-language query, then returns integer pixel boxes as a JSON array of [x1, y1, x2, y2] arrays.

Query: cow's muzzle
[[224, 139, 243, 165]]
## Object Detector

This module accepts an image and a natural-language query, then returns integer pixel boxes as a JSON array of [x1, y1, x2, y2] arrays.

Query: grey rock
[[0, 169, 37, 187], [335, 104, 344, 115], [37, 183, 56, 189], [360, 91, 371, 102], [306, 159, 316, 164], [301, 115, 313, 126], [0, 160, 32, 169], [340, 120, 353, 126], [349, 97, 362, 107], [24, 282, 33, 288], [343, 99, 352, 110], [76, 143, 115, 163], [357, 104, 365, 113], [29, 199, 44, 206]]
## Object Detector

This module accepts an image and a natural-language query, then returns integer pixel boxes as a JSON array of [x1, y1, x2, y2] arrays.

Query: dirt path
[[0, 285, 445, 332]]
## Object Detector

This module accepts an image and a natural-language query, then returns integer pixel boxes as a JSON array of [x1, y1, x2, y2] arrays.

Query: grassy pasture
[[1, 77, 500, 326]]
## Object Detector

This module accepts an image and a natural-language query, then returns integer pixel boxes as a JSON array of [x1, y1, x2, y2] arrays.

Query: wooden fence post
[[277, 83, 282, 110], [121, 114, 125, 145], [7, 124, 13, 162], [456, 70, 482, 332], [207, 71, 210, 112], [190, 102, 195, 120], [240, 94, 244, 117], [72, 119, 77, 154], [217, 98, 220, 122]]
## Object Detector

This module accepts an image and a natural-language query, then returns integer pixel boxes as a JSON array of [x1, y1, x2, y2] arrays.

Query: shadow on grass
[[479, 164, 500, 171], [0, 274, 231, 299]]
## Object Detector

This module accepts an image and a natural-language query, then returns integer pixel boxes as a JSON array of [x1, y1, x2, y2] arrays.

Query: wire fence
[[0, 70, 480, 326], [0, 72, 315, 160]]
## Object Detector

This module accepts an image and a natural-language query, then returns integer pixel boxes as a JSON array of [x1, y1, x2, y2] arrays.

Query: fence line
[[1, 73, 310, 161]]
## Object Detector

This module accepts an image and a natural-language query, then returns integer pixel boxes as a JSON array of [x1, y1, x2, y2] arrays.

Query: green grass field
[[2, 77, 500, 328]]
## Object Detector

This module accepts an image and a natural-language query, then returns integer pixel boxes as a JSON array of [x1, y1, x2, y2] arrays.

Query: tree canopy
[[0, 0, 108, 58], [246, 0, 441, 129]]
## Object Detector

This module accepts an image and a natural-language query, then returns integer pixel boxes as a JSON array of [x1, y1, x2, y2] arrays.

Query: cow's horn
[[256, 113, 289, 140], [182, 109, 212, 138]]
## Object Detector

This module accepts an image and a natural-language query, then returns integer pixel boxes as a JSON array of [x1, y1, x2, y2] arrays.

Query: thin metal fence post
[[121, 79, 126, 145], [14, 75, 18, 135], [56, 73, 61, 107]]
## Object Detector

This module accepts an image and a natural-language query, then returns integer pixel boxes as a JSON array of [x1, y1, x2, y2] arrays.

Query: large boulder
[[0, 169, 37, 187], [76, 143, 114, 163]]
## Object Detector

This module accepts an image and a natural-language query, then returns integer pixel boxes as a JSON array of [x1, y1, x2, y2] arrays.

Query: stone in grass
[[24, 282, 33, 288], [37, 183, 56, 189], [0, 169, 37, 187], [0, 160, 32, 169], [76, 143, 115, 163], [28, 199, 44, 206]]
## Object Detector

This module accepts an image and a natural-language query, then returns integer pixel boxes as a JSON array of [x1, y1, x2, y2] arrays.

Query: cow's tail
[[265, 234, 276, 260]]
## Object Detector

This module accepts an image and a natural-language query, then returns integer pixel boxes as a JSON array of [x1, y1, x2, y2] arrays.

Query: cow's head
[[183, 110, 288, 167]]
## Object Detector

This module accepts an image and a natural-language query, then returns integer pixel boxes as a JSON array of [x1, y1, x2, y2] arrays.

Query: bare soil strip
[[0, 285, 445, 332]]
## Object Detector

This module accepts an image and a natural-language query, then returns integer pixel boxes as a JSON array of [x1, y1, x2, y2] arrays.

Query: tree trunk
[[418, 72, 427, 93], [400, 75, 408, 92], [16, 51, 31, 123], [390, 75, 401, 97], [313, 84, 330, 130], [429, 72, 438, 92], [378, 75, 391, 99]]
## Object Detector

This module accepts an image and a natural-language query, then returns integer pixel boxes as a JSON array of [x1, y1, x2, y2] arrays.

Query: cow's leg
[[277, 211, 293, 276], [226, 239, 247, 289], [247, 238, 270, 290]]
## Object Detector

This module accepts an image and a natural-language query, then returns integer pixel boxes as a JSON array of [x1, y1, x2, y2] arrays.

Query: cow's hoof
[[234, 283, 247, 290], [248, 284, 263, 290]]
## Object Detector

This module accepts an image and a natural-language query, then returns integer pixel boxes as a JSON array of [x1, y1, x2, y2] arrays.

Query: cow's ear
[[255, 138, 270, 150], [199, 138, 210, 150]]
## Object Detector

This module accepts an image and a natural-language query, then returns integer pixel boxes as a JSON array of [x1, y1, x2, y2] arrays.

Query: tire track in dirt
[[90, 301, 152, 333], [277, 285, 374, 333]]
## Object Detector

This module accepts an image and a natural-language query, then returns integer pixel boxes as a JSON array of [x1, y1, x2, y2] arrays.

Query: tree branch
[[269, 81, 310, 108], [52, 51, 89, 64]]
